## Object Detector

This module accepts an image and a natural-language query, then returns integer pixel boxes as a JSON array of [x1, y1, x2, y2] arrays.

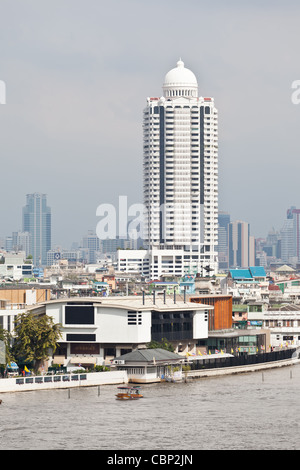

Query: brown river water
[[0, 364, 299, 450]]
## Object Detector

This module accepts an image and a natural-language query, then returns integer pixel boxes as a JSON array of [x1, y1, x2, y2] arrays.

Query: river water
[[0, 365, 300, 451]]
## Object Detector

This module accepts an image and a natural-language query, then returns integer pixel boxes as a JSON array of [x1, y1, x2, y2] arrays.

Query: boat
[[131, 386, 143, 398], [115, 386, 143, 400]]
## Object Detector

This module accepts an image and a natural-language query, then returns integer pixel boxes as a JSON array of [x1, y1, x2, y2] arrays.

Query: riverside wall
[[0, 370, 128, 393], [187, 357, 300, 379]]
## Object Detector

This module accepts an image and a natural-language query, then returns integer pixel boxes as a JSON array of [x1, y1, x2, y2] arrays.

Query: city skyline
[[0, 1, 300, 248]]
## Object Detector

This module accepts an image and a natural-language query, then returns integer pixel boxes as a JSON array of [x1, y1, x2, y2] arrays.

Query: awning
[[70, 356, 96, 364], [53, 356, 65, 365], [7, 361, 18, 370]]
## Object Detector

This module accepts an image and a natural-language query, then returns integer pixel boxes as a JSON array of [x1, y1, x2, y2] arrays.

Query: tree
[[12, 312, 62, 374], [146, 338, 174, 352], [0, 328, 14, 365]]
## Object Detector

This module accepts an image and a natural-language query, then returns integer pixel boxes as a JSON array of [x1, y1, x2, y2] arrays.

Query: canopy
[[7, 361, 18, 370], [70, 356, 96, 364]]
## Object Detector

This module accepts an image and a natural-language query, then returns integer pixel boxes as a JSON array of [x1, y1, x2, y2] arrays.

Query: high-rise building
[[22, 193, 51, 266], [218, 211, 230, 270], [281, 206, 300, 264], [228, 220, 255, 268], [143, 59, 218, 277], [82, 231, 100, 264], [12, 231, 31, 257]]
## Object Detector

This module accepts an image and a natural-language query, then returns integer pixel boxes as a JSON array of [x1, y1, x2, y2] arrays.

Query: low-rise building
[[248, 303, 300, 348], [113, 348, 184, 383], [0, 252, 33, 281], [0, 286, 51, 333], [25, 295, 211, 369]]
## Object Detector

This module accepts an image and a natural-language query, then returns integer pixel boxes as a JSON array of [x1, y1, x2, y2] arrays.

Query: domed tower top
[[163, 59, 198, 98]]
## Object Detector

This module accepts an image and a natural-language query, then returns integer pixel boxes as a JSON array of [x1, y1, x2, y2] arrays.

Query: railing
[[188, 348, 296, 371], [15, 374, 87, 385]]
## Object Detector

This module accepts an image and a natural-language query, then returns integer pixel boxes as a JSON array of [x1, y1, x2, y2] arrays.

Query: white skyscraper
[[142, 59, 218, 277]]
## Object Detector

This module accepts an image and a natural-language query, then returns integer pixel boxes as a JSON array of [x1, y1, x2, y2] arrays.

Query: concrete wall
[[187, 357, 300, 379], [0, 370, 127, 393]]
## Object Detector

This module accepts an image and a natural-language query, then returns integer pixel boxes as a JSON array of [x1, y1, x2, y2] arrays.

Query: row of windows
[[164, 89, 197, 97], [127, 311, 142, 325]]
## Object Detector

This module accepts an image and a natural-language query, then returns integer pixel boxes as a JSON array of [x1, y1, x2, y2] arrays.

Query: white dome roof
[[164, 59, 198, 87], [163, 59, 198, 98]]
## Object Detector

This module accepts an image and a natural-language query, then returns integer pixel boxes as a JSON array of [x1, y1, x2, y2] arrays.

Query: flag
[[198, 351, 202, 356], [24, 366, 29, 373], [209, 350, 211, 355], [215, 349, 219, 354], [231, 348, 234, 354], [221, 350, 224, 354]]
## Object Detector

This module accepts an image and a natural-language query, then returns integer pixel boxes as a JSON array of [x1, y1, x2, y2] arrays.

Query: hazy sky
[[1, 0, 300, 247]]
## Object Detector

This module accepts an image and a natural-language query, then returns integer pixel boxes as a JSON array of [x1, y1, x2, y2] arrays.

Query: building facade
[[280, 206, 300, 265], [81, 231, 100, 264], [218, 211, 230, 271], [25, 296, 211, 368], [143, 59, 218, 278], [22, 193, 51, 266], [228, 220, 255, 268]]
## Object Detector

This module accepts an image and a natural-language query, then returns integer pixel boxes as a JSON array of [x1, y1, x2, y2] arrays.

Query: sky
[[0, 0, 300, 248]]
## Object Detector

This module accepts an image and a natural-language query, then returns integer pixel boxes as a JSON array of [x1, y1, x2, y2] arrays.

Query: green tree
[[12, 312, 62, 374], [146, 338, 174, 352], [0, 328, 14, 365]]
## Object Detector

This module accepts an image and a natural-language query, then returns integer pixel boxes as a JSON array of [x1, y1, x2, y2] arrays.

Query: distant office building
[[82, 231, 100, 264], [255, 230, 282, 268], [101, 237, 132, 253], [5, 236, 13, 252], [12, 231, 31, 257], [218, 211, 230, 270], [22, 193, 51, 266], [281, 206, 300, 264], [228, 220, 255, 268], [47, 249, 82, 266]]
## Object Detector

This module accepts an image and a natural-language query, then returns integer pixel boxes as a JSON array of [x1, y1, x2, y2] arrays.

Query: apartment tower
[[22, 193, 51, 266], [143, 59, 218, 277], [228, 220, 255, 268]]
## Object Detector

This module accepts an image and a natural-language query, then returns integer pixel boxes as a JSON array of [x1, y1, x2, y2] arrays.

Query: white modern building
[[0, 252, 33, 281], [24, 296, 211, 368], [117, 250, 150, 274], [247, 304, 300, 348], [141, 59, 219, 278]]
